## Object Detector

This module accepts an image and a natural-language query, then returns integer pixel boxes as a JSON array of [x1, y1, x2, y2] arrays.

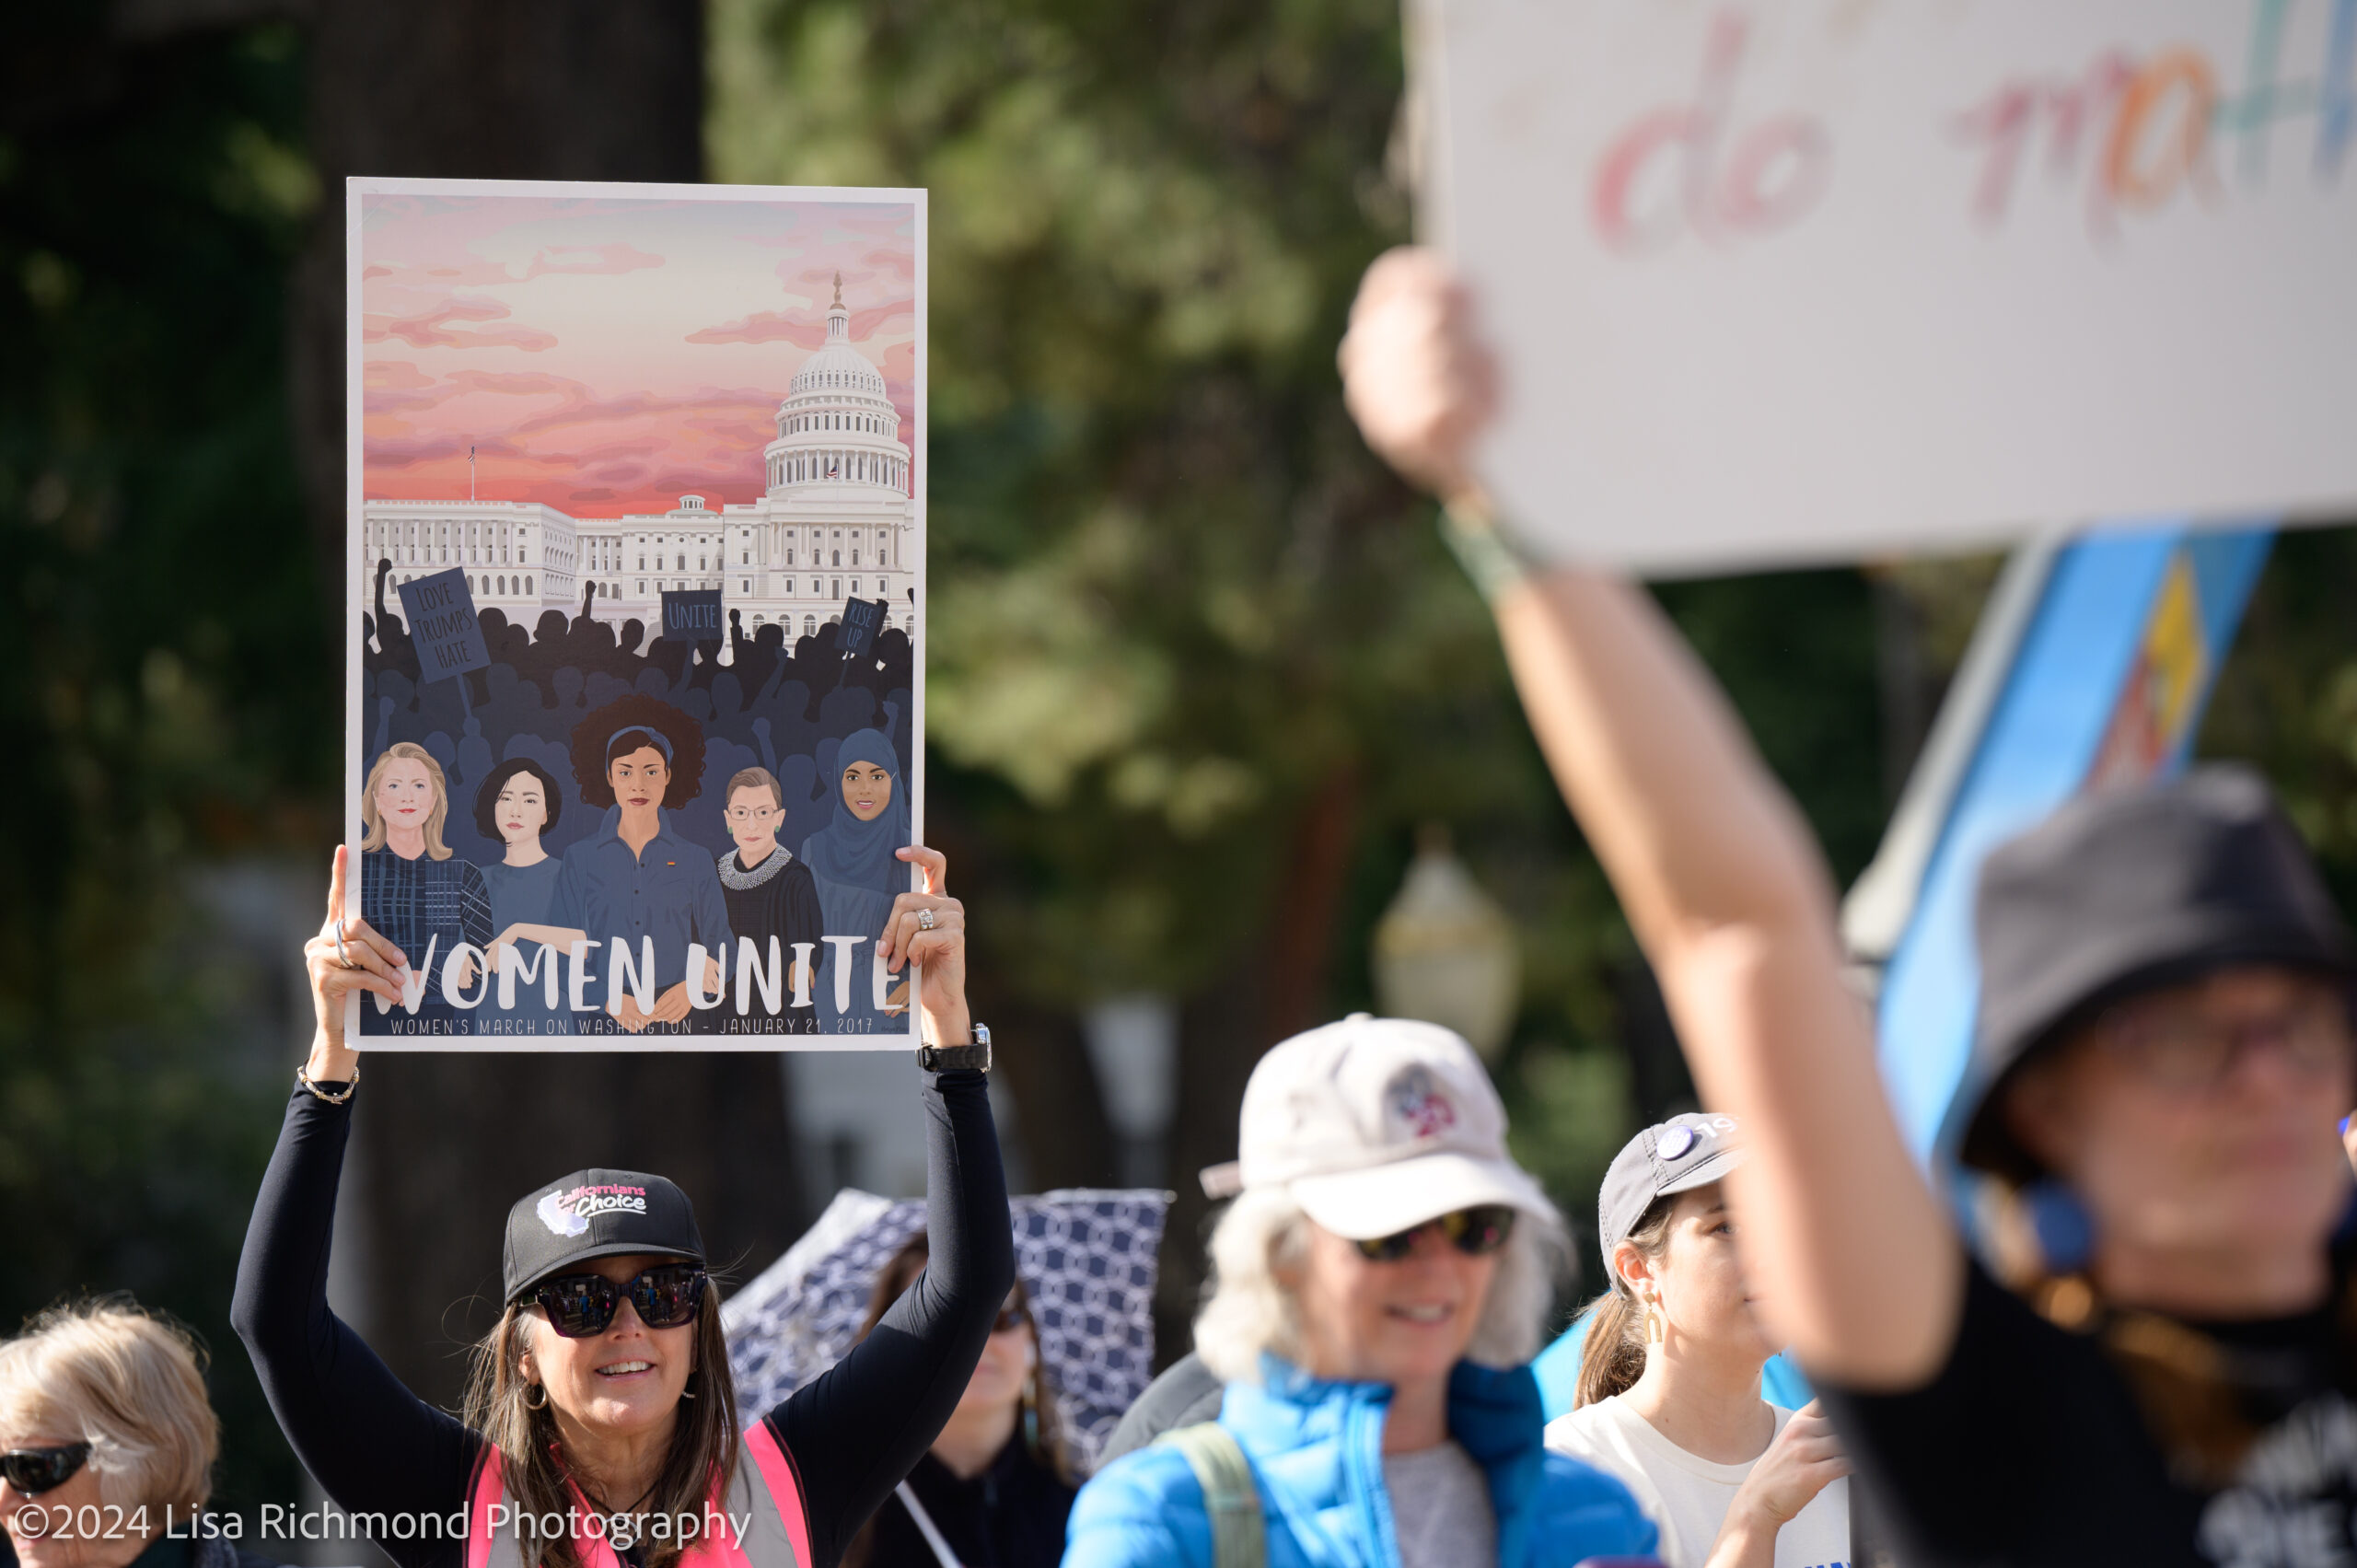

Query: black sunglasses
[[3, 1443, 92, 1496], [529, 1264, 708, 1339], [1353, 1205, 1517, 1262]]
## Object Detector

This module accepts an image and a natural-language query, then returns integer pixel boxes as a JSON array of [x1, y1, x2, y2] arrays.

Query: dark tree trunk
[[1153, 765, 1361, 1367], [298, 0, 801, 1411]]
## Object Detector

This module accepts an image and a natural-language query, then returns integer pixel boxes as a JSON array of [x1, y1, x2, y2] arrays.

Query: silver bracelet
[[296, 1062, 359, 1104]]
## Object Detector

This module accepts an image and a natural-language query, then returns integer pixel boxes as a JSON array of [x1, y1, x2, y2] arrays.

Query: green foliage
[[708, 0, 1908, 1263], [712, 0, 1505, 1005], [0, 12, 321, 1512], [2202, 526, 2357, 908]]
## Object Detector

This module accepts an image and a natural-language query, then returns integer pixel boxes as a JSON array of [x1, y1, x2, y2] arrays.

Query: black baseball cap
[[1948, 765, 2353, 1180], [502, 1168, 705, 1302], [1597, 1113, 1746, 1260]]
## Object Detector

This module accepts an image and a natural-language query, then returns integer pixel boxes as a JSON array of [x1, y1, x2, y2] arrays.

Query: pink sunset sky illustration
[[360, 192, 917, 517]]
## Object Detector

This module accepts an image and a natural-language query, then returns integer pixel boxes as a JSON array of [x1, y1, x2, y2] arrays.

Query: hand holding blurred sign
[[395, 568, 489, 681], [1419, 0, 2357, 573]]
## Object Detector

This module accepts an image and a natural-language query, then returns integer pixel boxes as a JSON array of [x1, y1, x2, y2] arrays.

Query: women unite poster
[[345, 178, 925, 1049]]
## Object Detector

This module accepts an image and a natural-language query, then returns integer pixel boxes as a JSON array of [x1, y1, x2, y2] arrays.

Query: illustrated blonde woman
[[359, 740, 493, 1017]]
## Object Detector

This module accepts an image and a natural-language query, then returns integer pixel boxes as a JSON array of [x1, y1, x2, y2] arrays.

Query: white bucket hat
[[1202, 1014, 1552, 1240]]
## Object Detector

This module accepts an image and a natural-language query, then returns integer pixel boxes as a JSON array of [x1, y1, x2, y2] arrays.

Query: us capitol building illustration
[[363, 275, 914, 644]]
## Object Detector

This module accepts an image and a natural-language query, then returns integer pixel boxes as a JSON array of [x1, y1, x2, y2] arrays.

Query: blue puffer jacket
[[1063, 1355, 1657, 1568]]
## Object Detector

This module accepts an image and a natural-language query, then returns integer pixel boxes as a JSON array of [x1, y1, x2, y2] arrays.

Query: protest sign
[[661, 588, 725, 644], [394, 569, 489, 682], [348, 177, 925, 1049], [837, 598, 888, 659], [1419, 0, 2357, 573]]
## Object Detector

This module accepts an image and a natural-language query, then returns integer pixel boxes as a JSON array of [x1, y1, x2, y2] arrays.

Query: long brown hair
[[858, 1234, 1073, 1481], [1573, 1196, 1678, 1409], [459, 1273, 741, 1568], [840, 1235, 1071, 1568]]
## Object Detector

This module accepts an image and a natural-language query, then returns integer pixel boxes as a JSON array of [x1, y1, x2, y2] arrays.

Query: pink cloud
[[685, 310, 812, 347], [523, 242, 665, 278], [686, 298, 913, 348], [862, 247, 916, 282], [365, 359, 437, 389], [444, 369, 586, 399], [364, 295, 557, 352]]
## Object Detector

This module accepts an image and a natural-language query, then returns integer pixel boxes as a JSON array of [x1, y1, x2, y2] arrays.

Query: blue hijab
[[799, 727, 910, 896]]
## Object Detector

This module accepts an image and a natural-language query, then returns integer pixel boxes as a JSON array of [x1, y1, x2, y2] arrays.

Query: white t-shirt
[[1543, 1396, 1849, 1568]]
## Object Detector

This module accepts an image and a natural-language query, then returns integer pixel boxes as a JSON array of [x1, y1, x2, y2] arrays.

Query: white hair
[[0, 1300, 218, 1515], [1192, 1186, 1569, 1385]]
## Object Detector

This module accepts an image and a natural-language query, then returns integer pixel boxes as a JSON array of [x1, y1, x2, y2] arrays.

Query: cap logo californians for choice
[[1387, 1067, 1457, 1140], [536, 1183, 650, 1237]]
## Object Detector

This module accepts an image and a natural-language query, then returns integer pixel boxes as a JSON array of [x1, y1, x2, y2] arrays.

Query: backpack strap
[[1155, 1423, 1264, 1568]]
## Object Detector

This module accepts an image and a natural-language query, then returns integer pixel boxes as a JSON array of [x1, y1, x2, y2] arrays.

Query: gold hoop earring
[[1643, 1300, 1665, 1346], [523, 1381, 549, 1411]]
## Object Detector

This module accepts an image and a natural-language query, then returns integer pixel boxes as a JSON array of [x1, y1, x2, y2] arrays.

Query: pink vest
[[464, 1424, 809, 1568]]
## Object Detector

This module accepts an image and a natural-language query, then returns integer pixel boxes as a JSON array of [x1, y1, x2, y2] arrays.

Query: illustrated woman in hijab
[[799, 727, 913, 1029], [549, 695, 734, 1034], [359, 741, 493, 1019]]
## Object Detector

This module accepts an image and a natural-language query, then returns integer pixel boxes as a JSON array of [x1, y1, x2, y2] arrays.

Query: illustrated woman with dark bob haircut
[[546, 695, 733, 1034], [235, 840, 1004, 1568]]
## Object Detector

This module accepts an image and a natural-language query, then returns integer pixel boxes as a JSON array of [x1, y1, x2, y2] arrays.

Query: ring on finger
[[334, 927, 359, 970], [916, 908, 936, 932]]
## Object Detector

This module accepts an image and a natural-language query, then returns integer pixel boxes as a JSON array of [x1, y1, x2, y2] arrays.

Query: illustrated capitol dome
[[363, 271, 918, 647], [763, 273, 909, 496]]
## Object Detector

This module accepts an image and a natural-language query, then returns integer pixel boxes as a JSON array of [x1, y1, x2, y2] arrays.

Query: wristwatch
[[917, 1023, 992, 1074]]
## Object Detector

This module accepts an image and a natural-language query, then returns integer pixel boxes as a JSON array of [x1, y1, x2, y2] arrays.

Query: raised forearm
[[1491, 564, 1958, 1386]]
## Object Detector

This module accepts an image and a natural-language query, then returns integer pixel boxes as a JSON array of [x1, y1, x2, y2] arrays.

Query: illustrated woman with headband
[[235, 836, 1004, 1568], [542, 696, 735, 1034]]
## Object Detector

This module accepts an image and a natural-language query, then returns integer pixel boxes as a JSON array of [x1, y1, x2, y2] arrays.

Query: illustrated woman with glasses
[[841, 1236, 1076, 1568], [1065, 1016, 1657, 1568], [1, 1300, 268, 1568], [716, 767, 824, 1028], [231, 842, 1007, 1568], [1544, 1116, 1848, 1568]]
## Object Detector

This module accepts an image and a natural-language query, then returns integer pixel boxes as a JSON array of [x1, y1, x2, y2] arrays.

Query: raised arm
[[1338, 247, 1959, 1388], [766, 847, 1016, 1568], [229, 849, 484, 1566]]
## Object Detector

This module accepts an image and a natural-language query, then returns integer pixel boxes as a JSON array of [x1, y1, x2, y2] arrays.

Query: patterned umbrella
[[721, 1188, 1170, 1474]]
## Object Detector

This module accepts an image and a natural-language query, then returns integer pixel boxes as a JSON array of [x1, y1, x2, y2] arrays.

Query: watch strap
[[918, 1023, 991, 1074]]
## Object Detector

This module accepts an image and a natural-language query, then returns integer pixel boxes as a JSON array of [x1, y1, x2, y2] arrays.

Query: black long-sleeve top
[[230, 1071, 1013, 1568]]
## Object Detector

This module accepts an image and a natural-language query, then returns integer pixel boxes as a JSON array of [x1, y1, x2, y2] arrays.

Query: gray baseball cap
[[1597, 1113, 1746, 1260]]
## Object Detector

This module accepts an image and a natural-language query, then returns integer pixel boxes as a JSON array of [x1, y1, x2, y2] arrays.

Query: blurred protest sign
[[1420, 1, 2357, 574], [1842, 524, 2273, 1162]]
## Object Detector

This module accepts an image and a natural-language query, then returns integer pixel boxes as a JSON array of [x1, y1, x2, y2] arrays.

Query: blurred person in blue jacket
[[1063, 1015, 1658, 1568]]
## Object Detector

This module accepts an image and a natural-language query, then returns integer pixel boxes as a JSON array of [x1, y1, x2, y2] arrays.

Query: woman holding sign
[[1340, 246, 2357, 1566], [232, 840, 1004, 1568]]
